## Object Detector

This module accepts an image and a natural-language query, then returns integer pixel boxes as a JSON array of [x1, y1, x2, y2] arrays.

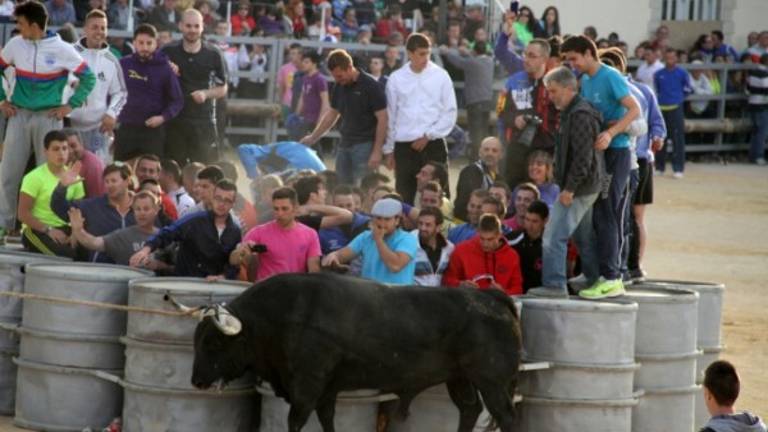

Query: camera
[[249, 244, 268, 253], [517, 114, 543, 147]]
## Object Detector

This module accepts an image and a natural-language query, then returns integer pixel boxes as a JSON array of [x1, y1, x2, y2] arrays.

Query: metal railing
[[0, 24, 756, 155]]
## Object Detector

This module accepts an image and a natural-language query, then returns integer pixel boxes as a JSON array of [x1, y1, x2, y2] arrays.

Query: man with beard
[[114, 23, 183, 165], [163, 9, 228, 164], [411, 206, 454, 286], [70, 9, 127, 164], [453, 137, 502, 221]]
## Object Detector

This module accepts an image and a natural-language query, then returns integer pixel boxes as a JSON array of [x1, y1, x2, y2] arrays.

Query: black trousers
[[394, 138, 448, 205], [114, 124, 166, 162], [22, 226, 76, 259], [166, 119, 218, 165]]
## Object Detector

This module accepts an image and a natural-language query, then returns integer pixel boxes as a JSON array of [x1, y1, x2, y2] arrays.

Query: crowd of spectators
[[0, 0, 766, 297]]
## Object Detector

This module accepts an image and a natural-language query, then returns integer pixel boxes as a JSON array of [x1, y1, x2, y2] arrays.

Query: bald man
[[454, 136, 503, 221], [162, 9, 228, 164]]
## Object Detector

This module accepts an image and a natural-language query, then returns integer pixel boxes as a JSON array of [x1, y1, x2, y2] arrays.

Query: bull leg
[[446, 378, 483, 432], [287, 402, 315, 432], [475, 381, 516, 432], [315, 393, 337, 432]]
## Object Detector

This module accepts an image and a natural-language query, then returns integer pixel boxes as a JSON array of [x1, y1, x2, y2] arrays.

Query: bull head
[[165, 295, 243, 336], [202, 304, 242, 336]]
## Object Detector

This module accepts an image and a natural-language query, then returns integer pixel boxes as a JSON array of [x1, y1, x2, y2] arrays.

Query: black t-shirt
[[162, 41, 228, 121], [507, 230, 542, 293], [297, 214, 323, 232], [330, 71, 387, 147]]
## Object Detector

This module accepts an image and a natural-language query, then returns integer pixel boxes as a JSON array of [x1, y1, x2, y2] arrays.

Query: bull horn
[[164, 294, 204, 319], [206, 305, 242, 336]]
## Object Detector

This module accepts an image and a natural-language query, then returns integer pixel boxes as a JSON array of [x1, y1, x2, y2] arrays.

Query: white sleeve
[[383, 74, 398, 155], [426, 70, 457, 140], [105, 54, 128, 119]]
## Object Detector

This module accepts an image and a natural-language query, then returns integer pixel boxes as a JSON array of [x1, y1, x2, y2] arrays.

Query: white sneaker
[[756, 158, 767, 166], [654, 170, 664, 177], [672, 172, 684, 179]]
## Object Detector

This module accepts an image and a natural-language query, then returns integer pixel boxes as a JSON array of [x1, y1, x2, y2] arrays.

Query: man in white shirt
[[69, 9, 128, 164], [384, 32, 457, 205], [635, 45, 664, 90]]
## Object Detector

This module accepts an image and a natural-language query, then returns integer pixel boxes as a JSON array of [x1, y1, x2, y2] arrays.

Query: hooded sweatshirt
[[0, 32, 95, 111], [442, 236, 522, 296], [69, 38, 128, 130], [701, 412, 767, 432], [118, 49, 184, 126]]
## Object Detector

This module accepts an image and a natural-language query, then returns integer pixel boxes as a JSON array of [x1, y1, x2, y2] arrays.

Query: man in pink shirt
[[64, 129, 104, 198], [230, 186, 321, 281], [277, 43, 302, 118]]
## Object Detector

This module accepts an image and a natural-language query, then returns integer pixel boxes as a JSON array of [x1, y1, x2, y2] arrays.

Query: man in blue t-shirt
[[322, 198, 418, 285], [561, 35, 640, 300]]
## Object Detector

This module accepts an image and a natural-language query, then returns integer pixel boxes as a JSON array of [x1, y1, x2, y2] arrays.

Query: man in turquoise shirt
[[323, 198, 418, 285], [561, 35, 640, 300]]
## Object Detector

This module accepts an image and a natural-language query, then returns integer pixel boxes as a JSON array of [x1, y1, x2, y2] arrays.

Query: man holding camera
[[497, 38, 558, 187], [230, 187, 322, 282]]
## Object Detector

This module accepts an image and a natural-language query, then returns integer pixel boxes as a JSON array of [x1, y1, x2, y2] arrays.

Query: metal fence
[[0, 25, 756, 154]]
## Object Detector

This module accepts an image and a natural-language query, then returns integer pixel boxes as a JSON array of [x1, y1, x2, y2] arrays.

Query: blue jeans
[[750, 108, 768, 162], [656, 106, 686, 173], [542, 192, 600, 291], [595, 147, 632, 281], [336, 141, 373, 186], [620, 168, 640, 275]]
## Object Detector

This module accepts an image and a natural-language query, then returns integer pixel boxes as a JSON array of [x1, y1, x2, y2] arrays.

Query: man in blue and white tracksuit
[[411, 207, 454, 287], [69, 10, 128, 164]]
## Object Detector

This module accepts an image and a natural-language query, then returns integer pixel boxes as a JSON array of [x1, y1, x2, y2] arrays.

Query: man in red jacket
[[442, 213, 523, 296]]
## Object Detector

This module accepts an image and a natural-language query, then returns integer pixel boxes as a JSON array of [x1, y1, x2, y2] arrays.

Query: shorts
[[633, 158, 653, 205], [114, 124, 166, 161]]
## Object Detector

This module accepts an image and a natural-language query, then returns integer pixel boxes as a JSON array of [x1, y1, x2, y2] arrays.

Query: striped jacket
[[410, 230, 455, 287], [747, 64, 768, 108], [0, 32, 95, 111]]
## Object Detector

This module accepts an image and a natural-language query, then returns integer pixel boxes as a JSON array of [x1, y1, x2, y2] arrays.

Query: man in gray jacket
[[529, 66, 605, 298], [441, 43, 494, 157]]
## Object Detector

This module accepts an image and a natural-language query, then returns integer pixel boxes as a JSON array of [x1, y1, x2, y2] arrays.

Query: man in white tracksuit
[[69, 9, 127, 164]]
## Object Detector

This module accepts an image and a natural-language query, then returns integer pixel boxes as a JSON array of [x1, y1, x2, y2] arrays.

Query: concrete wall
[[522, 0, 654, 50], [727, 0, 767, 52], [514, 0, 765, 54]]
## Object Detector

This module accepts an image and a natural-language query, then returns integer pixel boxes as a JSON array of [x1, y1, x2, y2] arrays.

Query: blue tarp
[[238, 141, 327, 179]]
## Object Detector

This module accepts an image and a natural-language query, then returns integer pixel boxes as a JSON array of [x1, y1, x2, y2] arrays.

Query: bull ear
[[164, 294, 205, 320], [210, 305, 242, 336]]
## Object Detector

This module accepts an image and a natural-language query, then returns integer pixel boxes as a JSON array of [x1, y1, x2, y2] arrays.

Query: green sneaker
[[578, 278, 626, 300]]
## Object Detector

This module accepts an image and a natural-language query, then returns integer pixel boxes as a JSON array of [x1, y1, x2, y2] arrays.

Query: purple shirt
[[300, 72, 328, 124]]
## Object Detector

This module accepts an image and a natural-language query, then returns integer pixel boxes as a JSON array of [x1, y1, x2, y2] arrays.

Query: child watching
[[699, 360, 766, 432]]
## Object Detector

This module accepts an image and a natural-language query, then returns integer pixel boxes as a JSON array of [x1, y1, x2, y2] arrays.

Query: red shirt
[[231, 14, 256, 35], [78, 150, 105, 199], [442, 236, 523, 296]]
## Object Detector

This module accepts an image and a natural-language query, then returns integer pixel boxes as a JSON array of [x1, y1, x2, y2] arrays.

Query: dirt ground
[[0, 161, 765, 430]]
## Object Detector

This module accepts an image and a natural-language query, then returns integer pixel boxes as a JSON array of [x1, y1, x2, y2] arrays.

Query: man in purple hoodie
[[114, 23, 184, 165]]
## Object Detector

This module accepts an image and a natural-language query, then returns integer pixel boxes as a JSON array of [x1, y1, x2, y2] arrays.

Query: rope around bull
[[0, 290, 196, 318]]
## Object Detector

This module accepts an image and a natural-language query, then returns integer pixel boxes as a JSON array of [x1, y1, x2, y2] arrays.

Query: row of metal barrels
[[0, 248, 724, 431], [517, 280, 724, 432]]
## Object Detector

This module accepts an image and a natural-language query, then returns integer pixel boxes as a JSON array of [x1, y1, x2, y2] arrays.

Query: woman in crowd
[[525, 150, 559, 208], [539, 6, 560, 38]]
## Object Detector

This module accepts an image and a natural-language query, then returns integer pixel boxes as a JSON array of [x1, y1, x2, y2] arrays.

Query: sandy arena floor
[[0, 161, 765, 431]]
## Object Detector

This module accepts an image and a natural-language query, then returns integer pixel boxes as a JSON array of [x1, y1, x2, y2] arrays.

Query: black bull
[[188, 273, 522, 432]]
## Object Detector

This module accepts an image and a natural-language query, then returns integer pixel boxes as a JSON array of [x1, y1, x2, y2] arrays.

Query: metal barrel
[[14, 263, 150, 430], [642, 279, 726, 383], [516, 297, 640, 432], [0, 248, 71, 414], [625, 286, 700, 432], [122, 278, 257, 432]]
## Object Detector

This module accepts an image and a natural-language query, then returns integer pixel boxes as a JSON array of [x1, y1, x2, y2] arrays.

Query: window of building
[[661, 0, 721, 21]]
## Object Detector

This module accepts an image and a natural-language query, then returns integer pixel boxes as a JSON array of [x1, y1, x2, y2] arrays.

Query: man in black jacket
[[129, 179, 241, 280], [529, 67, 604, 298], [453, 136, 502, 221]]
